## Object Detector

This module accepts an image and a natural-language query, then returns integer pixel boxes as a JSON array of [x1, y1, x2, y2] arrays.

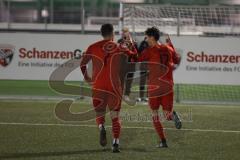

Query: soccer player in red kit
[[80, 24, 136, 153], [138, 27, 182, 148]]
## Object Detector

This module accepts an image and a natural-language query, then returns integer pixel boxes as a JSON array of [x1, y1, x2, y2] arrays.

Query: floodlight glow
[[41, 9, 49, 18]]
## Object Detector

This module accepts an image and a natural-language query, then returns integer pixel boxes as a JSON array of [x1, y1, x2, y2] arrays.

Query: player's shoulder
[[158, 43, 167, 49], [97, 40, 118, 47], [86, 42, 96, 51], [88, 40, 114, 50], [158, 44, 173, 52], [88, 40, 104, 49]]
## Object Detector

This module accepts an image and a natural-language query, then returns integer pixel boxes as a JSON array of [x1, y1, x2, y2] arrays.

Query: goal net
[[120, 3, 240, 105], [120, 3, 240, 36]]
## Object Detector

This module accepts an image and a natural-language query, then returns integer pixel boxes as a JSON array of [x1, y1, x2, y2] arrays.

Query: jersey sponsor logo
[[0, 44, 15, 67]]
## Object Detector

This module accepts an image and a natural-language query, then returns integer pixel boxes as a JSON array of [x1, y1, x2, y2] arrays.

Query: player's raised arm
[[118, 29, 138, 60], [118, 41, 138, 59], [166, 35, 174, 49], [166, 35, 181, 66]]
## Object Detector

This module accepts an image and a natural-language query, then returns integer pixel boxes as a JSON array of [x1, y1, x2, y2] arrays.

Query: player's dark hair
[[145, 27, 160, 41], [101, 24, 114, 37]]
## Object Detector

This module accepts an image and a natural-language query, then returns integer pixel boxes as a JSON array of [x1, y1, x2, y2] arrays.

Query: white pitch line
[[0, 122, 240, 134]]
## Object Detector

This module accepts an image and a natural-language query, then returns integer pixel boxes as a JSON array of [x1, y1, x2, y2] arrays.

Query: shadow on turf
[[0, 149, 107, 159], [121, 147, 154, 152], [0, 147, 152, 158]]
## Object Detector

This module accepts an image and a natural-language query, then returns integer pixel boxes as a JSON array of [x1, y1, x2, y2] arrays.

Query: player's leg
[[92, 90, 107, 147], [172, 110, 182, 129], [138, 71, 148, 102], [149, 97, 168, 148], [108, 86, 122, 153], [123, 72, 134, 101], [161, 92, 182, 129], [110, 110, 121, 153]]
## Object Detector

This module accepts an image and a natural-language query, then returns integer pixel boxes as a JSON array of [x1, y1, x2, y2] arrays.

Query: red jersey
[[138, 43, 175, 85], [80, 39, 136, 88]]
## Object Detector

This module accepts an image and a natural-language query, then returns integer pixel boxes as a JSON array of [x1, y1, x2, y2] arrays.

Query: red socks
[[96, 116, 105, 126], [111, 117, 121, 139], [152, 115, 166, 140]]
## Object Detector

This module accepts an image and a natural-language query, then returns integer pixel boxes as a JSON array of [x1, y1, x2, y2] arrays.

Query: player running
[[138, 27, 182, 148], [80, 24, 136, 153]]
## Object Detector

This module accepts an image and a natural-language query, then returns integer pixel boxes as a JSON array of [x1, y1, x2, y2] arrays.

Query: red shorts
[[149, 91, 173, 112], [92, 84, 122, 112]]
